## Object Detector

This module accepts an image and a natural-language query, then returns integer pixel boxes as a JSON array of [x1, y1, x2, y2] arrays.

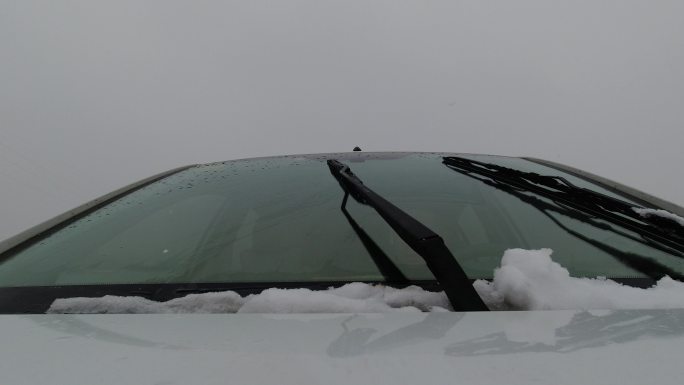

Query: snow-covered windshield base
[[49, 249, 684, 314]]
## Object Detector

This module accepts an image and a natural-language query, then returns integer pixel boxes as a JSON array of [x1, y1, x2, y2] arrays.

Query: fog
[[1, 0, 683, 240]]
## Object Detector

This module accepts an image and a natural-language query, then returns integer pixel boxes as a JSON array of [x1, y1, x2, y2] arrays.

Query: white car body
[[2, 310, 682, 384]]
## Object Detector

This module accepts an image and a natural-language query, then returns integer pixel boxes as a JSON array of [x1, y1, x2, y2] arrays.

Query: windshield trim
[[0, 277, 659, 314]]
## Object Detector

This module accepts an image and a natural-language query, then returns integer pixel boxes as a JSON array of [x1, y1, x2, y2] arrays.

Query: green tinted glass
[[0, 153, 681, 287]]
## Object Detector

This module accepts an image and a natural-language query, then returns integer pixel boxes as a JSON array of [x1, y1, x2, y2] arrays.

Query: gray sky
[[1, 0, 683, 240]]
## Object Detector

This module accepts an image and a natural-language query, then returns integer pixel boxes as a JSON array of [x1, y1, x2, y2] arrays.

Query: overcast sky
[[1, 0, 683, 240]]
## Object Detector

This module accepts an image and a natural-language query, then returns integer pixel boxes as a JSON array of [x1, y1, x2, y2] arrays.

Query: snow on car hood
[[49, 249, 684, 314], [48, 282, 451, 314], [2, 310, 684, 385]]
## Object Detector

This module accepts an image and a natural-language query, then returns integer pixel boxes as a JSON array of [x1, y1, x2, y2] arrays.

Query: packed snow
[[48, 290, 246, 314], [49, 249, 684, 314], [633, 207, 684, 227], [48, 282, 450, 314]]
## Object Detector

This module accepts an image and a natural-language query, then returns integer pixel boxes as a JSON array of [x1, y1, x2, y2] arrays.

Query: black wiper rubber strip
[[443, 156, 684, 254], [327, 159, 488, 312]]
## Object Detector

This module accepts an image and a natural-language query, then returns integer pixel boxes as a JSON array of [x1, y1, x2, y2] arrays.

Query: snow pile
[[47, 282, 450, 314], [633, 207, 684, 227], [473, 248, 684, 310]]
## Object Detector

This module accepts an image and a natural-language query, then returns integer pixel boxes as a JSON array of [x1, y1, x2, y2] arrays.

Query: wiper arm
[[327, 159, 488, 311], [443, 156, 684, 254]]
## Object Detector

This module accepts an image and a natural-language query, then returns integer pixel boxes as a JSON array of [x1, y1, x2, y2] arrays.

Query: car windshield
[[1, 152, 682, 291]]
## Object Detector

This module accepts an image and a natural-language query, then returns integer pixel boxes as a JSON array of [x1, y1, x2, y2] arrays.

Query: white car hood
[[1, 309, 682, 385]]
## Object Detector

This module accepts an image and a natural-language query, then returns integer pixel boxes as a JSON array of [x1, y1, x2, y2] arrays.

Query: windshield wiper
[[443, 156, 684, 255], [327, 159, 488, 312]]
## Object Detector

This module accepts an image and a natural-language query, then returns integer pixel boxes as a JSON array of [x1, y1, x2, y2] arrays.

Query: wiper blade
[[327, 159, 488, 311], [443, 156, 684, 254]]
